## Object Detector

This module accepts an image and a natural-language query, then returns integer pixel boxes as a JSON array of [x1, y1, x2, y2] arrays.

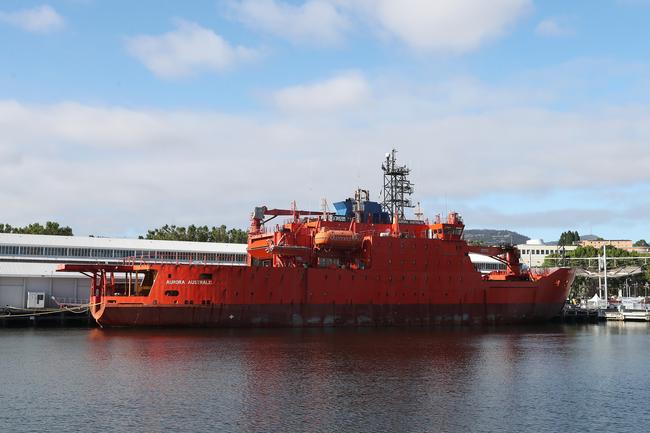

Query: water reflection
[[2, 324, 650, 432]]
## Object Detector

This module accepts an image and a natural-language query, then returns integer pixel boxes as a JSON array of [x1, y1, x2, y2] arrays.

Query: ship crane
[[249, 205, 332, 234], [248, 205, 336, 268]]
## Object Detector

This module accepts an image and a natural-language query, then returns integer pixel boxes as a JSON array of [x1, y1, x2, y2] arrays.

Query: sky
[[2, 0, 650, 242]]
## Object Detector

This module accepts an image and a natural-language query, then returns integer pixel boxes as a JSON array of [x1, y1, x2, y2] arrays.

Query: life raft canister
[[314, 228, 362, 250]]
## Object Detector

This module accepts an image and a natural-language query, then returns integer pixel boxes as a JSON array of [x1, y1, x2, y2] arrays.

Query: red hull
[[95, 302, 567, 327], [84, 261, 573, 327]]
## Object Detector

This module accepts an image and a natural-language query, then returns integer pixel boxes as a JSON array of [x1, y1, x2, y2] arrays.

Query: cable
[[0, 302, 100, 319]]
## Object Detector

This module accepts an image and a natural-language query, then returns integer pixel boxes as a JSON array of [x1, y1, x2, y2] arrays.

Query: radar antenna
[[381, 149, 414, 220]]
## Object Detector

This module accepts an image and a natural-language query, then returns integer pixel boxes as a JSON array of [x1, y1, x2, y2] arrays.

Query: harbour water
[[1, 324, 650, 432]]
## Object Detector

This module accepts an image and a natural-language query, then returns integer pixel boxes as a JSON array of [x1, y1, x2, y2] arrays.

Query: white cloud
[[3, 92, 650, 236], [464, 206, 617, 230], [125, 20, 258, 79], [536, 18, 574, 37], [272, 71, 370, 112], [0, 4, 64, 33], [230, 0, 349, 45], [348, 0, 531, 52], [229, 0, 529, 52]]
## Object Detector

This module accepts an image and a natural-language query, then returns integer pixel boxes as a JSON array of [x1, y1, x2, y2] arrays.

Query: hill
[[463, 229, 529, 246]]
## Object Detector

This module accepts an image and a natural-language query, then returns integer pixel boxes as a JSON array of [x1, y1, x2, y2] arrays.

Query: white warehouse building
[[516, 239, 577, 267], [0, 233, 247, 309]]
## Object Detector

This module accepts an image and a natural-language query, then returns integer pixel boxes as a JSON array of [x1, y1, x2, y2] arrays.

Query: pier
[[559, 305, 600, 323], [0, 307, 93, 327], [598, 306, 650, 321], [559, 303, 650, 323]]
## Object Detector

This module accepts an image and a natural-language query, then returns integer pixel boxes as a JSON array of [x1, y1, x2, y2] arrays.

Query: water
[[1, 324, 650, 432]]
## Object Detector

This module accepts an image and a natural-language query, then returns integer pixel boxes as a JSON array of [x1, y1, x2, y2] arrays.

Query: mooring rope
[[0, 302, 100, 319]]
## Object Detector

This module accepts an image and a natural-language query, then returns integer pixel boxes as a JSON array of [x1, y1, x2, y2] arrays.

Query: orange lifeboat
[[314, 229, 362, 250]]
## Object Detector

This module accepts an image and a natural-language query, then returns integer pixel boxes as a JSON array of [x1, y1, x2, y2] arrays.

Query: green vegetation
[[545, 245, 649, 269], [141, 224, 248, 244], [544, 245, 650, 299], [0, 222, 73, 236], [0, 221, 248, 243], [635, 239, 649, 247], [558, 230, 580, 246]]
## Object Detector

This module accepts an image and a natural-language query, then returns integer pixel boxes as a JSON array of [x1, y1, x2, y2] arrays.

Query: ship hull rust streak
[[95, 301, 569, 327]]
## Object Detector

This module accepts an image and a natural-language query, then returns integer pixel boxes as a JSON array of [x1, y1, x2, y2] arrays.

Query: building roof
[[576, 266, 644, 278], [516, 243, 578, 250], [468, 253, 502, 264], [0, 233, 247, 253], [580, 239, 631, 242]]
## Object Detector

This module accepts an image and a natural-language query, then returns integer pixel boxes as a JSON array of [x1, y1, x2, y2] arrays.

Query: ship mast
[[381, 149, 414, 220]]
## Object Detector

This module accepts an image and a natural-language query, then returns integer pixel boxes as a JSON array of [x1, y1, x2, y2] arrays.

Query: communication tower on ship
[[381, 149, 415, 220]]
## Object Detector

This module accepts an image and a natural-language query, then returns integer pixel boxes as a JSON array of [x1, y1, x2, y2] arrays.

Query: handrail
[[120, 255, 246, 266]]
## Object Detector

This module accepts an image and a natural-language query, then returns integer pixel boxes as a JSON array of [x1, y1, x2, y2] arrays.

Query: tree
[[544, 244, 650, 270], [0, 221, 73, 236], [558, 230, 580, 246], [143, 224, 248, 244], [634, 239, 649, 247]]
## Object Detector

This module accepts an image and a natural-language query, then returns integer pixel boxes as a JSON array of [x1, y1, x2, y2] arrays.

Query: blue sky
[[2, 0, 650, 242]]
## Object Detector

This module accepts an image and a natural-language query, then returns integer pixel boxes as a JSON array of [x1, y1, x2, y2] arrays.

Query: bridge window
[[199, 273, 213, 280]]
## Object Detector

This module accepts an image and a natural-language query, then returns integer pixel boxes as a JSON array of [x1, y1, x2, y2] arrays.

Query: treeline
[[140, 224, 248, 244], [0, 222, 73, 236], [558, 230, 649, 248], [0, 221, 248, 243], [545, 245, 650, 268]]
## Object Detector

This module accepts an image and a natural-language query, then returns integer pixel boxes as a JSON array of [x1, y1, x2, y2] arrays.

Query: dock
[[598, 307, 650, 322], [0, 307, 94, 327], [560, 305, 600, 323], [561, 303, 650, 323]]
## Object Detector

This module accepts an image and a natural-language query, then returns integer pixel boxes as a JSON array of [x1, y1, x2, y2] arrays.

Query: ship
[[58, 150, 575, 327]]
